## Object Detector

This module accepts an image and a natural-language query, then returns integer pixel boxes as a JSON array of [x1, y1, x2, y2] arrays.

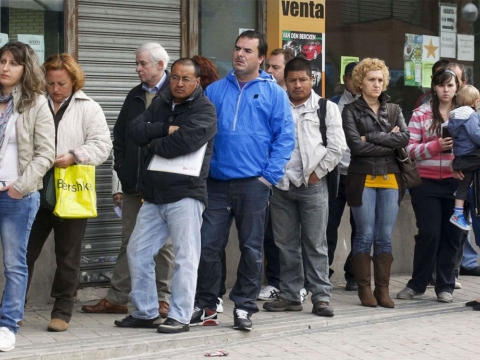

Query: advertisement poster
[[282, 30, 324, 94], [404, 34, 440, 87], [403, 34, 423, 87], [18, 34, 44, 64]]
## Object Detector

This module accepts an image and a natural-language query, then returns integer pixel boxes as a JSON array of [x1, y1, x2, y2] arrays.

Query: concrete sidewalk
[[4, 274, 480, 359]]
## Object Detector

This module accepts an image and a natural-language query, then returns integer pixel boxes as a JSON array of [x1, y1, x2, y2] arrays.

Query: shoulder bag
[[386, 103, 422, 189]]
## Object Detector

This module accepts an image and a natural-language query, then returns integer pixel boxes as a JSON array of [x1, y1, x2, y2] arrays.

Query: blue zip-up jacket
[[204, 69, 295, 185], [448, 106, 480, 157]]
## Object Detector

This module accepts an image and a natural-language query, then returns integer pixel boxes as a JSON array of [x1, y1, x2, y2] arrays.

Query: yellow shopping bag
[[53, 165, 97, 218]]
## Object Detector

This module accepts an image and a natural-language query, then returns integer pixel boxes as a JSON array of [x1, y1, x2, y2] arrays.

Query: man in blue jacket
[[192, 30, 295, 331]]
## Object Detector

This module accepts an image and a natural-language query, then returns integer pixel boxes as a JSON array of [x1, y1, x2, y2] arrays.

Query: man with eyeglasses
[[82, 42, 174, 319], [115, 58, 217, 334], [192, 30, 295, 331]]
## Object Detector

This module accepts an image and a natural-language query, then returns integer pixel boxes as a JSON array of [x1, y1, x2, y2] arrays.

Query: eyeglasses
[[170, 75, 197, 84]]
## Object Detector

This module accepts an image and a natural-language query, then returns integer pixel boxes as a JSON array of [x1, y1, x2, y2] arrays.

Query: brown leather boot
[[373, 252, 395, 308], [352, 253, 377, 307]]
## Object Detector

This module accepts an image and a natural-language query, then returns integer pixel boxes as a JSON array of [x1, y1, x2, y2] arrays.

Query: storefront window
[[0, 0, 64, 63], [199, 0, 258, 77], [326, 0, 478, 123]]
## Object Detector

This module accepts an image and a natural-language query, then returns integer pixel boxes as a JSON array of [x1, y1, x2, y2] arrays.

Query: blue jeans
[[0, 190, 39, 334], [127, 198, 204, 325], [270, 179, 331, 303], [195, 177, 270, 314], [351, 187, 399, 256], [461, 233, 479, 270]]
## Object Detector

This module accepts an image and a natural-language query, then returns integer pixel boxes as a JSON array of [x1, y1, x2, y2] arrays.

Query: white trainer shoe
[[257, 285, 280, 301], [300, 288, 308, 304], [216, 297, 224, 313], [0, 327, 15, 352]]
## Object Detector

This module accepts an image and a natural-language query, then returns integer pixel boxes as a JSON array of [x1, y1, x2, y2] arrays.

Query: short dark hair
[[432, 59, 449, 74], [284, 57, 312, 79], [270, 48, 295, 63], [447, 62, 466, 82], [171, 58, 200, 78], [235, 30, 268, 58]]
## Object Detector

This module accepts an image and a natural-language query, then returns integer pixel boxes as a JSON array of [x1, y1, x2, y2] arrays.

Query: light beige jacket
[[56, 90, 112, 165], [13, 85, 55, 195]]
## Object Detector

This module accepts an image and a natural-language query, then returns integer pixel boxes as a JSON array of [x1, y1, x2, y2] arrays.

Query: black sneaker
[[263, 297, 302, 312], [345, 278, 358, 291], [157, 317, 189, 334], [312, 301, 334, 317], [233, 308, 252, 331], [114, 315, 162, 328], [190, 307, 218, 326]]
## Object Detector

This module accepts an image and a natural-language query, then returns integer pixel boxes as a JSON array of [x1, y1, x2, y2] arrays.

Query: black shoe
[[190, 307, 218, 326], [157, 317, 189, 333], [466, 300, 480, 307], [233, 308, 252, 331], [114, 315, 162, 328], [345, 278, 358, 291], [473, 304, 480, 311], [312, 301, 334, 317], [263, 297, 302, 312], [460, 266, 480, 276]]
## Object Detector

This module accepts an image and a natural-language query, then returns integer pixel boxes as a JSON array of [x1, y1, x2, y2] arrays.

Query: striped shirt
[[406, 103, 454, 179]]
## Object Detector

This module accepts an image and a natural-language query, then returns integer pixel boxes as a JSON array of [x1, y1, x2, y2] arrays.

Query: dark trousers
[[326, 175, 355, 280], [456, 169, 474, 201], [263, 210, 280, 289], [195, 177, 270, 314], [407, 178, 463, 295], [26, 207, 87, 322]]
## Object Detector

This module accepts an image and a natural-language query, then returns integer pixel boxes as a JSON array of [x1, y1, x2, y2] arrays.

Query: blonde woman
[[342, 58, 409, 309], [26, 53, 112, 332]]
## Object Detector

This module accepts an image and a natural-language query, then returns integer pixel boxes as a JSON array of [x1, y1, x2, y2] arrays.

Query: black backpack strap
[[317, 97, 328, 146]]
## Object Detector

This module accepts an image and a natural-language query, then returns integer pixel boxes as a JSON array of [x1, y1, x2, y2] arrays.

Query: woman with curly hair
[[0, 41, 55, 352], [25, 53, 112, 333], [396, 68, 463, 304], [342, 58, 409, 309]]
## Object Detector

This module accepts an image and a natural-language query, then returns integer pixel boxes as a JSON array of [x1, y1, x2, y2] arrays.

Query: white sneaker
[[300, 288, 308, 304], [455, 279, 462, 289], [0, 327, 15, 352], [257, 285, 280, 301], [216, 297, 224, 313]]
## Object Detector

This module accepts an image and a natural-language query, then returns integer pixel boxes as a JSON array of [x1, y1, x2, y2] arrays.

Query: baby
[[448, 85, 480, 230]]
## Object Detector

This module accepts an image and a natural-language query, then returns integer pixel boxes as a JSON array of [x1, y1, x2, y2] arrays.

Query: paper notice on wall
[[440, 32, 456, 58], [0, 34, 9, 47], [17, 34, 44, 64], [422, 36, 439, 61], [457, 34, 474, 61], [340, 56, 359, 84]]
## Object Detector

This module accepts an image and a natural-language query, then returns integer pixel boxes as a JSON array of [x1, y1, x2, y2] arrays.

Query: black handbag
[[40, 167, 56, 211], [386, 103, 422, 189], [395, 148, 422, 189]]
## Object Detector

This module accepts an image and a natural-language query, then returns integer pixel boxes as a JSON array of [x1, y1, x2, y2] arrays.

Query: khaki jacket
[[13, 85, 55, 195]]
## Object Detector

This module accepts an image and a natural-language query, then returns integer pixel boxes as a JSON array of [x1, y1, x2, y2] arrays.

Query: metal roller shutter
[[76, 0, 181, 287]]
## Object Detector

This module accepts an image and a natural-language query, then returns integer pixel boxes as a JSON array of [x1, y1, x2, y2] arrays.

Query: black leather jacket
[[342, 93, 410, 206]]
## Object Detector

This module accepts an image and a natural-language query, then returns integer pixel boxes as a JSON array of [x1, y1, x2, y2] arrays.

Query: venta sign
[[281, 0, 324, 19]]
